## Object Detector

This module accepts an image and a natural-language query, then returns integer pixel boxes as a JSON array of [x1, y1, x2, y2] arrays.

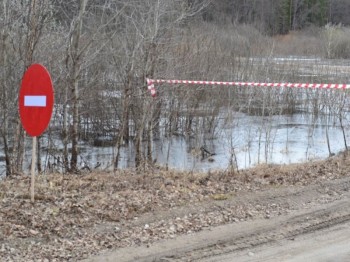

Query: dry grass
[[1, 152, 350, 260]]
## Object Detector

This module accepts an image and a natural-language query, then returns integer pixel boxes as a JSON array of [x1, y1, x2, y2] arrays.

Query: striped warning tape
[[146, 78, 350, 97]]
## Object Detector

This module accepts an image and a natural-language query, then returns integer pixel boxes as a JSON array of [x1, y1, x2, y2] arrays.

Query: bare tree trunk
[[147, 118, 153, 163], [13, 0, 42, 174], [70, 0, 88, 172], [12, 122, 25, 174], [62, 85, 69, 172], [339, 115, 348, 151], [113, 75, 131, 170], [338, 94, 348, 151], [325, 108, 333, 157], [0, 0, 12, 176], [135, 96, 151, 169], [135, 130, 142, 168], [121, 76, 131, 143], [70, 73, 80, 172]]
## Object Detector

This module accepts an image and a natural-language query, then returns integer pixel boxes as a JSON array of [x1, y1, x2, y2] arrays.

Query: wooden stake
[[31, 136, 37, 203]]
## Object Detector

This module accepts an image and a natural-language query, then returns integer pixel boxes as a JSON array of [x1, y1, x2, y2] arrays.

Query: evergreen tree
[[317, 0, 329, 26], [279, 0, 293, 34], [305, 0, 329, 26]]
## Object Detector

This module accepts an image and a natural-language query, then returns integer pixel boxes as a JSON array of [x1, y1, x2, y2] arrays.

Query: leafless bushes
[[322, 24, 350, 59], [271, 25, 350, 59], [2, 1, 350, 175]]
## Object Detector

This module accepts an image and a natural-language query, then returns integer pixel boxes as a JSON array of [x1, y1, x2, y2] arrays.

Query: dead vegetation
[[1, 151, 350, 261]]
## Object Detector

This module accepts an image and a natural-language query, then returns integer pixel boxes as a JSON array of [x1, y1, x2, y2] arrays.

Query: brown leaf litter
[[1, 151, 350, 261]]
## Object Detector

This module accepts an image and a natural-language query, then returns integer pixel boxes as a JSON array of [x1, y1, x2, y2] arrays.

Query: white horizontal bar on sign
[[24, 96, 47, 107]]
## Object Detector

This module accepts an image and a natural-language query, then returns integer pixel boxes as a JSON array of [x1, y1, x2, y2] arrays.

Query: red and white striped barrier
[[146, 78, 350, 97]]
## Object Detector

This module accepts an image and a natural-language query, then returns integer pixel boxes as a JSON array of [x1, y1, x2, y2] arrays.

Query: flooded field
[[109, 112, 349, 172], [1, 56, 350, 175], [1, 111, 347, 176]]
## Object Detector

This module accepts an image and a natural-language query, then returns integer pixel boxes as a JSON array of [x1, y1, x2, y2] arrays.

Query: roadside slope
[[85, 176, 350, 262], [2, 152, 350, 261]]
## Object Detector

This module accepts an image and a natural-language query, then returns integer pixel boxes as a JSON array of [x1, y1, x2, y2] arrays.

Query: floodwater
[[1, 111, 345, 176], [145, 112, 348, 172], [92, 112, 345, 172]]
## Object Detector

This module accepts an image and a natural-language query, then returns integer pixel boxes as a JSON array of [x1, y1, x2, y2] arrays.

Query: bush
[[322, 24, 350, 59]]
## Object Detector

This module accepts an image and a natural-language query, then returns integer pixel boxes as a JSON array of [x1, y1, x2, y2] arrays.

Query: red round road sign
[[19, 64, 54, 137]]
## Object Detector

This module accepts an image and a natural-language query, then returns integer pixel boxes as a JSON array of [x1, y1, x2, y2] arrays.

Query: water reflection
[[146, 113, 347, 172], [1, 112, 347, 176], [81, 112, 348, 172]]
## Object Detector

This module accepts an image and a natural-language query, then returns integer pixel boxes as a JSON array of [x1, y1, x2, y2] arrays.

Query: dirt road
[[213, 223, 350, 262], [86, 176, 350, 262]]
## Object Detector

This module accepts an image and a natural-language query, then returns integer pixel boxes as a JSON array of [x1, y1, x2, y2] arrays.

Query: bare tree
[[66, 0, 89, 172], [0, 0, 11, 176], [0, 0, 53, 176], [108, 0, 210, 170]]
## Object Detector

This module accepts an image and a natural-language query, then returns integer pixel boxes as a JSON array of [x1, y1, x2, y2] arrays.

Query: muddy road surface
[[86, 175, 350, 262]]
